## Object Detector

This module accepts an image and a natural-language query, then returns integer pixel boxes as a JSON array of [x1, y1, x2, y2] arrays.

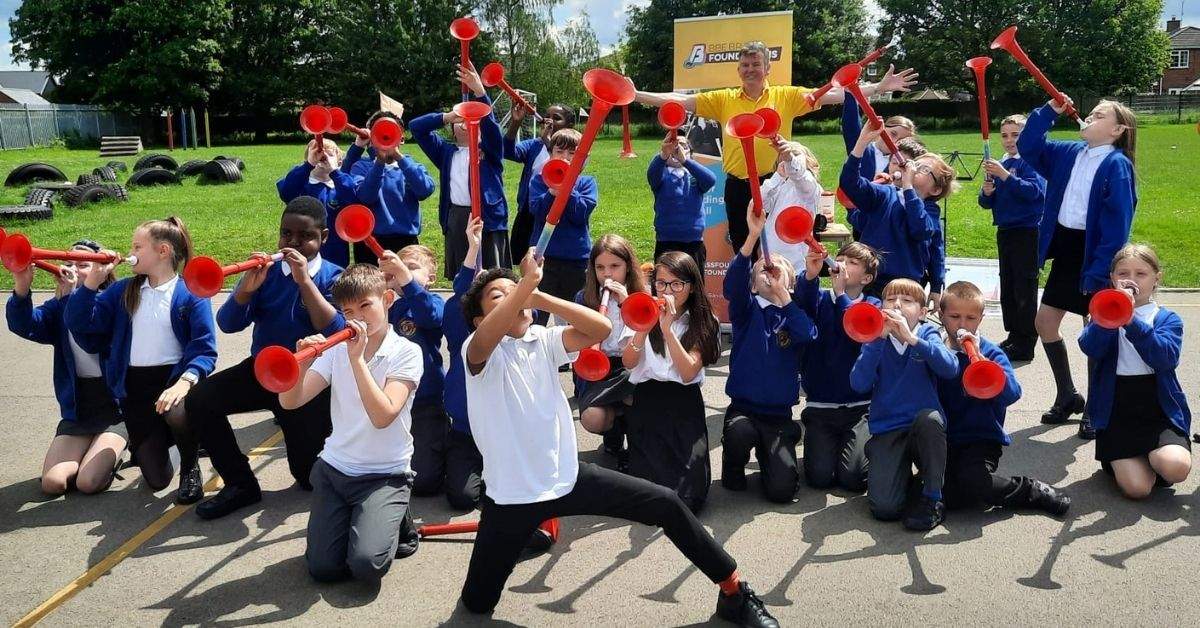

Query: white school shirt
[[873, 148, 891, 174], [600, 298, 629, 356], [280, 254, 323, 278], [531, 145, 551, 178], [1057, 144, 1115, 229], [307, 176, 335, 188], [1116, 301, 1160, 376], [129, 275, 183, 367], [761, 156, 823, 271], [625, 312, 704, 385], [68, 332, 102, 378], [449, 148, 471, 206], [463, 325, 579, 504], [310, 329, 424, 476]]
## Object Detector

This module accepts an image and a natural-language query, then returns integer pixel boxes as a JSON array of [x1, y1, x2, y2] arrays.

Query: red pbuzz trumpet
[[450, 17, 480, 101], [573, 288, 611, 382], [965, 56, 993, 164], [327, 107, 369, 140], [453, 100, 493, 221], [418, 518, 560, 544], [335, 204, 386, 257], [480, 62, 539, 120], [725, 111, 775, 266], [300, 105, 333, 145], [255, 326, 356, 393], [618, 105, 636, 159], [831, 64, 906, 166], [370, 117, 404, 150], [805, 42, 894, 108], [0, 234, 127, 274], [183, 252, 285, 299], [658, 101, 687, 143], [843, 301, 885, 343], [621, 291, 666, 333], [1088, 288, 1134, 329], [990, 26, 1083, 127], [959, 332, 1007, 400], [774, 206, 840, 271]]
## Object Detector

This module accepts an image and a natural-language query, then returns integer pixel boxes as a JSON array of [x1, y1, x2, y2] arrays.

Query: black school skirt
[[55, 377, 123, 437], [576, 356, 634, 410], [1041, 225, 1090, 316], [626, 379, 710, 513], [1096, 375, 1191, 463]]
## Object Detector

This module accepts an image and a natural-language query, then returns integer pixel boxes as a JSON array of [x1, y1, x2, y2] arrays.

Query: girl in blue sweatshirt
[[503, 103, 576, 258], [978, 114, 1047, 362], [66, 217, 217, 505], [850, 278, 958, 530], [277, 139, 361, 268], [7, 240, 124, 495], [1079, 244, 1190, 499], [721, 210, 816, 503], [1018, 97, 1138, 435], [648, 135, 716, 272]]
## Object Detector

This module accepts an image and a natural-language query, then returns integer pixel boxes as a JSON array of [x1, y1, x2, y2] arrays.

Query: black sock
[[1043, 340, 1076, 404]]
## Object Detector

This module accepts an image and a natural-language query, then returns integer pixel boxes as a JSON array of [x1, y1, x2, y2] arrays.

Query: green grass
[[0, 124, 1197, 290]]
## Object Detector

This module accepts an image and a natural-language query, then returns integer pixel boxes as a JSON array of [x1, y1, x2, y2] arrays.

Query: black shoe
[[176, 466, 204, 505], [396, 512, 419, 559], [902, 494, 945, 531], [1028, 480, 1070, 517], [196, 482, 262, 520], [521, 527, 554, 557], [715, 581, 778, 628], [1078, 414, 1096, 440], [722, 465, 747, 491], [1041, 393, 1085, 424], [616, 449, 630, 474], [1000, 341, 1035, 362]]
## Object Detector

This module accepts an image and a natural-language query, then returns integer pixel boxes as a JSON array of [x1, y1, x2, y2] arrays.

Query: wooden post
[[23, 104, 34, 145], [190, 107, 199, 149], [167, 111, 174, 150], [204, 108, 211, 148]]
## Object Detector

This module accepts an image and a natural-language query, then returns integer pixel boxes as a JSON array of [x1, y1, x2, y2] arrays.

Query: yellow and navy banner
[[672, 11, 793, 91]]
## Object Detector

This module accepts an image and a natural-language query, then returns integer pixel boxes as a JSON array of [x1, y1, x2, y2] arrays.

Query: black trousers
[[721, 407, 801, 503], [864, 410, 947, 521], [996, 227, 1039, 349], [124, 365, 195, 491], [187, 357, 332, 490], [444, 428, 484, 510], [353, 234, 419, 267], [801, 404, 870, 492], [459, 462, 737, 614], [533, 257, 587, 326], [445, 203, 513, 280], [510, 206, 534, 260], [410, 402, 450, 496], [655, 240, 707, 273], [943, 440, 1047, 510], [723, 173, 770, 254]]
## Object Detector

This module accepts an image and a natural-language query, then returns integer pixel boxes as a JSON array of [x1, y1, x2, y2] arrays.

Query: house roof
[[0, 87, 50, 105], [906, 88, 950, 101], [1170, 26, 1200, 49], [0, 71, 56, 94]]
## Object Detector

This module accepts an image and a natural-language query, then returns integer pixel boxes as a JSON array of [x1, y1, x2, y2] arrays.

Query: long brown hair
[[1097, 100, 1137, 167], [583, 234, 646, 310], [123, 216, 193, 315], [648, 251, 719, 365]]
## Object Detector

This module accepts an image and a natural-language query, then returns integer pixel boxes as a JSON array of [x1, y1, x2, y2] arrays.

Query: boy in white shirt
[[762, 140, 822, 270], [279, 264, 424, 583], [457, 251, 778, 628]]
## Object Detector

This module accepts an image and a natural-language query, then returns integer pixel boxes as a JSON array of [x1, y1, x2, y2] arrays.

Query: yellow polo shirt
[[695, 82, 819, 179]]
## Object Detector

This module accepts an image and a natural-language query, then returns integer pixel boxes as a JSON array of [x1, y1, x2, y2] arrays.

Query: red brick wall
[[1163, 48, 1200, 90]]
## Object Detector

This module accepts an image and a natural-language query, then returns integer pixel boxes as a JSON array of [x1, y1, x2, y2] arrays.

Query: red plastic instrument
[[618, 105, 636, 159], [965, 56, 994, 167], [843, 301, 885, 343], [335, 204, 386, 257], [806, 42, 893, 107], [621, 291, 666, 333], [990, 26, 1083, 126], [327, 106, 369, 140], [453, 101, 493, 220], [418, 518, 560, 544], [479, 62, 539, 119], [450, 17, 480, 101], [755, 107, 781, 139], [725, 112, 774, 265], [370, 117, 404, 150], [255, 327, 356, 393], [300, 105, 332, 146], [831, 63, 906, 166], [774, 206, 839, 271], [1, 234, 124, 273], [658, 101, 687, 143], [1088, 288, 1135, 329], [183, 252, 285, 299], [573, 288, 611, 382], [959, 333, 1007, 400]]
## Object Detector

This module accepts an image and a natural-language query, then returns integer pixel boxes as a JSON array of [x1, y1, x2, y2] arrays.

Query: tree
[[479, 0, 561, 81]]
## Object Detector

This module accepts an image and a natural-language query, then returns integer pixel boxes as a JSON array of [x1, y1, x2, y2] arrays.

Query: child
[[442, 216, 486, 509], [527, 128, 597, 324], [840, 91, 917, 180], [65, 217, 217, 504], [574, 234, 648, 467], [378, 244, 448, 498], [7, 240, 125, 495], [344, 111, 436, 265], [648, 134, 716, 272], [188, 197, 343, 520], [761, 139, 822, 271], [622, 251, 721, 513], [922, 192, 946, 311], [850, 278, 958, 530], [410, 66, 510, 279], [458, 252, 778, 627], [277, 139, 361, 268], [796, 242, 881, 492], [721, 210, 816, 502], [978, 114, 1046, 362], [937, 281, 1070, 515], [1018, 97, 1137, 438], [1079, 244, 1191, 498], [504, 103, 577, 257], [279, 264, 424, 582]]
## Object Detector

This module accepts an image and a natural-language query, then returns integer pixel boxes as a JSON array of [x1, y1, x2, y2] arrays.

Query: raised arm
[[465, 252, 541, 372]]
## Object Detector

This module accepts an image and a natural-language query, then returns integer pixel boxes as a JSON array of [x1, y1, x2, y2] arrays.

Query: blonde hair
[[398, 244, 437, 275], [940, 281, 985, 312], [916, 152, 958, 201], [549, 128, 582, 152], [331, 264, 388, 305], [755, 254, 796, 288], [838, 241, 880, 279], [1094, 100, 1138, 167], [775, 142, 819, 172], [124, 216, 192, 314], [306, 138, 338, 160], [1110, 243, 1161, 275], [882, 278, 926, 303], [885, 116, 917, 134], [999, 114, 1027, 129]]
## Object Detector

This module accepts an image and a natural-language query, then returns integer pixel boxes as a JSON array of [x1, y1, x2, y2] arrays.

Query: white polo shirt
[[311, 329, 423, 476], [68, 332, 102, 378], [463, 325, 579, 504], [129, 275, 183, 367], [1057, 144, 1115, 229], [1116, 301, 1160, 376], [625, 312, 704, 385], [449, 148, 471, 206], [599, 299, 628, 356]]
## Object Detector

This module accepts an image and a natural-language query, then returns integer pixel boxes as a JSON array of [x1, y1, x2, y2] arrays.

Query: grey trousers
[[306, 458, 415, 583], [801, 404, 870, 492], [864, 409, 947, 521]]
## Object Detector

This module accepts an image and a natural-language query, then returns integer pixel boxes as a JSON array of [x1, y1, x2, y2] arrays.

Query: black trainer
[[396, 511, 419, 559], [176, 466, 204, 505], [721, 464, 748, 491], [902, 494, 945, 531], [1041, 393, 1085, 424], [1000, 340, 1035, 362], [196, 482, 262, 520], [1028, 480, 1070, 517], [1078, 414, 1096, 440], [715, 581, 779, 628]]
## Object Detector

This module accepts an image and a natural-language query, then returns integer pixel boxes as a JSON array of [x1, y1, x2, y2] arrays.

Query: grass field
[[0, 124, 1196, 290]]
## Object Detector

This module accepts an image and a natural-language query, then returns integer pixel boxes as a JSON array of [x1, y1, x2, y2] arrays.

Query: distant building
[[1159, 16, 1200, 94], [0, 87, 50, 105], [0, 71, 60, 101]]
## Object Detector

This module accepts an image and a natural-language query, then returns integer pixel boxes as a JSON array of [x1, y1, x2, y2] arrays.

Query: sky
[[0, 0, 1195, 71]]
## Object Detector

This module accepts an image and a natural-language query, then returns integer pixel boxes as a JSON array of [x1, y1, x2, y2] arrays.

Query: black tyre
[[133, 153, 178, 171], [76, 173, 103, 186], [106, 161, 128, 172], [30, 182, 76, 192], [92, 166, 118, 182], [24, 187, 55, 208], [199, 159, 242, 184], [213, 155, 245, 171], [63, 184, 123, 206], [127, 168, 181, 187], [177, 160, 208, 177], [0, 204, 53, 220], [5, 162, 68, 187], [99, 184, 130, 202]]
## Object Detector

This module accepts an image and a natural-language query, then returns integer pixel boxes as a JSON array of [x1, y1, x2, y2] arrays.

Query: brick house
[[1161, 16, 1200, 93]]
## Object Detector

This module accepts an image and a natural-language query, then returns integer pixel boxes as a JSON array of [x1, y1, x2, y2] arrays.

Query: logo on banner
[[685, 44, 707, 68], [683, 43, 782, 69]]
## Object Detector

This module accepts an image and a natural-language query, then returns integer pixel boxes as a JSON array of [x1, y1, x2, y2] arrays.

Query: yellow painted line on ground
[[14, 430, 286, 628]]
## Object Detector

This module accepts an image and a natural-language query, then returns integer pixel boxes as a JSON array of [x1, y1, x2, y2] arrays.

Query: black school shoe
[[176, 466, 204, 505], [196, 482, 262, 520], [902, 494, 946, 531], [715, 581, 779, 628], [721, 463, 748, 491], [396, 511, 420, 559], [1041, 393, 1085, 424], [999, 340, 1036, 362], [1077, 414, 1096, 440], [1029, 480, 1071, 517]]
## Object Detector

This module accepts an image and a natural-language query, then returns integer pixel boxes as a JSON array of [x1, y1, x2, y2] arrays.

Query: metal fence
[[0, 104, 141, 150], [1122, 93, 1200, 119]]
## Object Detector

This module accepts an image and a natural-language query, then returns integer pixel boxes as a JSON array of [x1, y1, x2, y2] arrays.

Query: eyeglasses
[[654, 279, 690, 292]]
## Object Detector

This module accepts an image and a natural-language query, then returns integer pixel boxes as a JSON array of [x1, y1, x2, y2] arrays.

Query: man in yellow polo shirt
[[635, 41, 917, 252]]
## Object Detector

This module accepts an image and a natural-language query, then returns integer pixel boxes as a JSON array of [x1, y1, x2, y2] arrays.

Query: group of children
[[4, 60, 1191, 625]]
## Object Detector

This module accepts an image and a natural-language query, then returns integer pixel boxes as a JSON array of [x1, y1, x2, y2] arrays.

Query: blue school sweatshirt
[[64, 278, 217, 400], [648, 155, 717, 243], [345, 148, 435, 237], [504, 136, 546, 216], [527, 173, 597, 262], [840, 155, 934, 282], [410, 94, 509, 233], [388, 281, 446, 407], [976, 155, 1046, 229], [1078, 307, 1191, 434], [215, 260, 345, 357], [723, 254, 816, 416], [7, 291, 112, 422], [936, 336, 1022, 445], [849, 323, 959, 434], [442, 266, 476, 434], [923, 199, 946, 293], [276, 164, 361, 268], [841, 92, 887, 180], [1017, 104, 1137, 294], [795, 278, 879, 406]]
